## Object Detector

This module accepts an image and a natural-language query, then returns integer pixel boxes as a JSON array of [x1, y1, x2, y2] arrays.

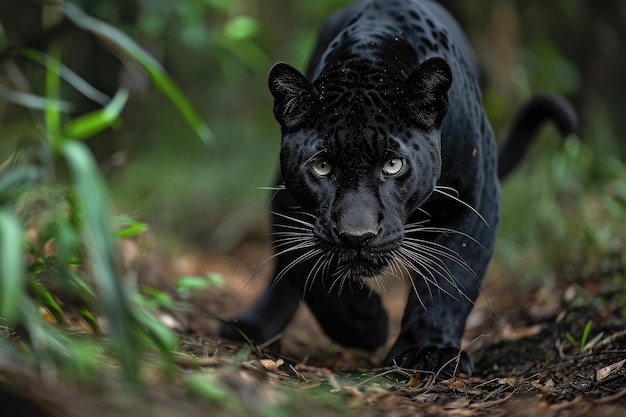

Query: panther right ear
[[404, 57, 452, 127], [268, 63, 318, 129]]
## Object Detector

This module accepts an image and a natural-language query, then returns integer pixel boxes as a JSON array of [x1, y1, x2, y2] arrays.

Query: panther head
[[268, 56, 452, 281]]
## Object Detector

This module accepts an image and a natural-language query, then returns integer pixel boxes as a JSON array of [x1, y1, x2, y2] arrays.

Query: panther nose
[[338, 230, 377, 249]]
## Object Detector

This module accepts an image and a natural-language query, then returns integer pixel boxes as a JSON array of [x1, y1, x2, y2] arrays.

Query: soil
[[3, 237, 626, 417]]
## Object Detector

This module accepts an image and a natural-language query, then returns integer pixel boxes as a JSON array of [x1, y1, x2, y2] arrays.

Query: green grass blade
[[63, 4, 214, 147], [565, 332, 579, 349], [20, 48, 111, 106], [45, 45, 62, 147], [581, 320, 592, 348], [29, 280, 67, 325], [114, 215, 149, 238], [63, 89, 129, 140], [133, 307, 176, 364], [0, 85, 76, 112], [79, 306, 101, 335], [0, 210, 25, 324], [61, 140, 139, 382], [66, 272, 96, 301]]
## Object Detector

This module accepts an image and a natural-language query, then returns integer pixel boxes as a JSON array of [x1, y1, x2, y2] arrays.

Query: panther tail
[[498, 95, 578, 179]]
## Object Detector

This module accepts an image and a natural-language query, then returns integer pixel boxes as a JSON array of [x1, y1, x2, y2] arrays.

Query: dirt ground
[[170, 239, 626, 416], [4, 237, 626, 417]]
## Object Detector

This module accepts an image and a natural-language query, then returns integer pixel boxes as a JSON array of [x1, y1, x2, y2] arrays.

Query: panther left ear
[[404, 57, 452, 127], [268, 62, 319, 129]]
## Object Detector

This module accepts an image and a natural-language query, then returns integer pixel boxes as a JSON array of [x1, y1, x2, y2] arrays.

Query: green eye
[[312, 158, 333, 176], [382, 158, 404, 175]]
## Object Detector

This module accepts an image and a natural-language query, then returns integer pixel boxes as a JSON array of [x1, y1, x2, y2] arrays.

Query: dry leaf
[[596, 359, 626, 382], [343, 385, 363, 399], [295, 363, 333, 375], [532, 378, 554, 394], [39, 307, 57, 324], [407, 374, 422, 386], [260, 358, 284, 371], [156, 311, 184, 331], [448, 379, 468, 389], [501, 324, 543, 341]]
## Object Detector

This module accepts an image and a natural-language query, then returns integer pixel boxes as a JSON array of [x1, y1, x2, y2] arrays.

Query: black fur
[[220, 0, 576, 376]]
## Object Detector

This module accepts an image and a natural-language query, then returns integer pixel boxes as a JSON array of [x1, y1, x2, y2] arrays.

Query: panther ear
[[404, 57, 452, 127], [268, 62, 318, 129]]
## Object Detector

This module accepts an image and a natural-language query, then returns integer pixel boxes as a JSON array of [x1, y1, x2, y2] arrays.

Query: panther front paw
[[218, 319, 276, 349], [383, 344, 473, 377]]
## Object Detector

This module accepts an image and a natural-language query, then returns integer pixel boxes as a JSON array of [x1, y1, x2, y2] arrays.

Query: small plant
[[565, 320, 605, 353], [176, 273, 224, 299]]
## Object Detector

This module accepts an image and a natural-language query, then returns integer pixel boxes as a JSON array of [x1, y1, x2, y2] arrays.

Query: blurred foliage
[[0, 2, 219, 383]]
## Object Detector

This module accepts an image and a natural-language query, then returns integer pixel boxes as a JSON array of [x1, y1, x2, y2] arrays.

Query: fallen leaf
[[501, 324, 543, 341], [260, 358, 284, 371], [448, 379, 468, 389], [531, 378, 554, 394], [295, 363, 333, 375], [596, 359, 626, 382], [156, 311, 184, 331], [407, 374, 422, 386], [343, 385, 363, 399]]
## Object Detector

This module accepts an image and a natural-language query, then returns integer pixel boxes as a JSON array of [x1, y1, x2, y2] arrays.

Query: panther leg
[[219, 263, 389, 351], [383, 278, 478, 376], [304, 279, 389, 351], [384, 208, 495, 376], [219, 188, 309, 345], [218, 263, 303, 346]]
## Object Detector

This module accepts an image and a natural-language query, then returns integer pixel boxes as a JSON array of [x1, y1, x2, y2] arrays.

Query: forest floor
[[4, 237, 626, 417]]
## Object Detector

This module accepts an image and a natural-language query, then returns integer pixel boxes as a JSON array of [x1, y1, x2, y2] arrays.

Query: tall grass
[[0, 4, 211, 383]]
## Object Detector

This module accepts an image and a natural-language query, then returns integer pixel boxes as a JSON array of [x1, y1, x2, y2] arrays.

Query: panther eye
[[382, 158, 404, 176], [312, 158, 333, 176]]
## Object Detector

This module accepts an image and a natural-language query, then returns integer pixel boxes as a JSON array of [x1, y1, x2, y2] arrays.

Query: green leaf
[[176, 276, 211, 290], [565, 332, 579, 349], [79, 307, 101, 335], [63, 4, 214, 147], [66, 272, 96, 301], [114, 215, 149, 238], [581, 320, 592, 348], [137, 286, 174, 310], [176, 274, 224, 299], [45, 45, 62, 147], [0, 210, 25, 324], [63, 89, 129, 140], [62, 140, 139, 382], [132, 306, 176, 376], [29, 280, 67, 325]]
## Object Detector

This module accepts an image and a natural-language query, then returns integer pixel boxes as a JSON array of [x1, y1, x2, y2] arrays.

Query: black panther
[[220, 0, 576, 376]]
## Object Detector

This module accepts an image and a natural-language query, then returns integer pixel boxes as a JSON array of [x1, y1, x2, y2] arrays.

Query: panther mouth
[[313, 229, 399, 279], [336, 248, 392, 279]]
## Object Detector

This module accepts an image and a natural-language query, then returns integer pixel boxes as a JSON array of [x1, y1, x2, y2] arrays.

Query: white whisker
[[433, 186, 490, 229]]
